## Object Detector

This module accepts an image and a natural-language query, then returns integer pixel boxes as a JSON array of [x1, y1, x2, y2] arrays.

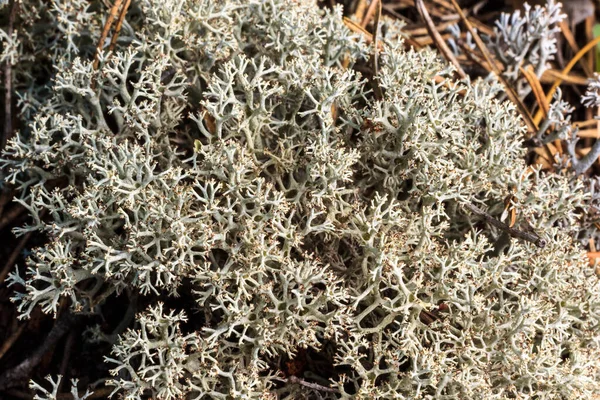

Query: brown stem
[[0, 228, 35, 285], [2, 0, 19, 151], [463, 202, 546, 248], [0, 311, 78, 390], [372, 0, 383, 101], [107, 0, 132, 55], [92, 0, 124, 72], [0, 204, 26, 232], [0, 322, 26, 361]]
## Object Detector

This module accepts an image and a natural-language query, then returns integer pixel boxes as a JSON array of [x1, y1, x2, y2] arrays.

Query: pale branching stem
[[275, 375, 340, 394]]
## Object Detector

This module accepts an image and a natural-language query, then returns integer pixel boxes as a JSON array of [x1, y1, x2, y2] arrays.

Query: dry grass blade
[[521, 65, 549, 119], [448, 0, 538, 134], [534, 35, 600, 126], [415, 0, 467, 80]]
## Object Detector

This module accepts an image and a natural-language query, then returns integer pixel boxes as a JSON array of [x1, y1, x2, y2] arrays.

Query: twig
[[415, 0, 467, 80], [287, 375, 339, 394], [56, 330, 76, 393], [107, 0, 131, 55], [0, 322, 26, 361], [0, 189, 15, 218], [0, 228, 35, 285], [0, 204, 26, 232], [4, 389, 31, 399], [92, 0, 124, 71], [1, 0, 19, 151], [463, 202, 546, 248], [372, 0, 383, 100], [0, 311, 78, 390]]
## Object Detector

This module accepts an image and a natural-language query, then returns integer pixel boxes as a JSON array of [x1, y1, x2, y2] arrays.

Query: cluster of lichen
[[1, 0, 599, 399]]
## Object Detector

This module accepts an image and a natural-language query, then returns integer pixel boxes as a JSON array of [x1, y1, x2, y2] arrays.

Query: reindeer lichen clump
[[1, 0, 598, 398]]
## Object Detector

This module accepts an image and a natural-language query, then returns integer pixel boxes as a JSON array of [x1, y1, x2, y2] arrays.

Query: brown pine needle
[[577, 129, 600, 139], [355, 0, 368, 22], [534, 35, 600, 126], [107, 0, 131, 55], [361, 0, 380, 27], [343, 17, 384, 50], [93, 0, 123, 71], [574, 119, 600, 129], [541, 69, 589, 86], [448, 0, 538, 134], [533, 154, 553, 170], [585, 16, 595, 77], [559, 20, 593, 78], [520, 65, 549, 119], [520, 65, 563, 157], [415, 0, 467, 80]]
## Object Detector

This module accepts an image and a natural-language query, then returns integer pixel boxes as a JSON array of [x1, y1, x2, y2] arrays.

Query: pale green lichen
[[1, 0, 598, 399]]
